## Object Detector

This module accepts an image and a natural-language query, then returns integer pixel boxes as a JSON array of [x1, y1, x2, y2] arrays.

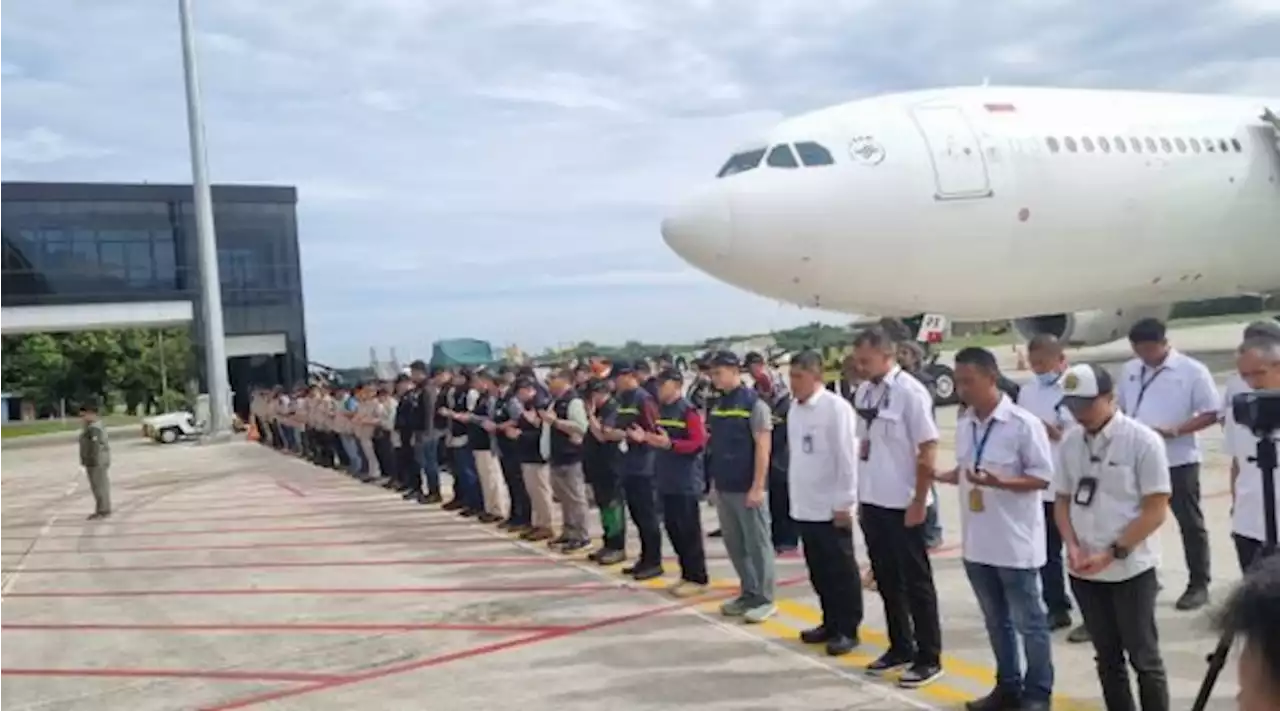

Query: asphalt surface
[[1, 320, 1252, 711]]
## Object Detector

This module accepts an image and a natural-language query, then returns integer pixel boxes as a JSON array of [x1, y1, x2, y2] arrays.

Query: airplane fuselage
[[662, 86, 1280, 321]]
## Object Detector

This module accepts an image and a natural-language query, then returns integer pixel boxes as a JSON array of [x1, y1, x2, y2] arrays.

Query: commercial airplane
[[660, 86, 1280, 346]]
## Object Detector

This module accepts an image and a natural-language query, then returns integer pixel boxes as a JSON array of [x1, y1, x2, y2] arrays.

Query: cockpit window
[[794, 141, 835, 166], [716, 148, 767, 178], [766, 144, 799, 168]]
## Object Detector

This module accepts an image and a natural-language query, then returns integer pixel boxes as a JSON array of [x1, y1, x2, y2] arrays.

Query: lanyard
[[1130, 365, 1166, 416], [971, 419, 997, 470]]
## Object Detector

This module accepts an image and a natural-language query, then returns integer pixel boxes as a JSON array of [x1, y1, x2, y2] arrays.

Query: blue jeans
[[450, 446, 483, 511], [415, 436, 441, 495], [340, 435, 364, 476], [924, 484, 943, 548], [964, 561, 1054, 702]]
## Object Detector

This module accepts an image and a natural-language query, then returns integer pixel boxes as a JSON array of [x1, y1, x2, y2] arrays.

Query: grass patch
[[943, 312, 1275, 352], [1, 414, 138, 439]]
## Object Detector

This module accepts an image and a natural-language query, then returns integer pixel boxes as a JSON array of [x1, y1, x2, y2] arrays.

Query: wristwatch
[[1110, 543, 1131, 560]]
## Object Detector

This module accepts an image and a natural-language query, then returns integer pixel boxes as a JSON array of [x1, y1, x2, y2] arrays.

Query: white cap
[[1060, 363, 1113, 400]]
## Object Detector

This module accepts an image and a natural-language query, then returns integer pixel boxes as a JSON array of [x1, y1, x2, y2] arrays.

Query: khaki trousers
[[474, 449, 509, 518], [358, 436, 380, 476], [521, 463, 553, 529]]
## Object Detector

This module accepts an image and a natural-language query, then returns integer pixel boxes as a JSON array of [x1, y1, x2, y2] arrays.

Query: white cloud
[[2, 0, 1277, 363]]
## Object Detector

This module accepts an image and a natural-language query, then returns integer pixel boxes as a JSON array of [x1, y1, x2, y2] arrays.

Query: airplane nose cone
[[661, 191, 733, 266]]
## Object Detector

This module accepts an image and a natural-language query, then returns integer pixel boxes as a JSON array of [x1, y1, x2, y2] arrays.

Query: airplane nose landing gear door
[[911, 105, 994, 201]]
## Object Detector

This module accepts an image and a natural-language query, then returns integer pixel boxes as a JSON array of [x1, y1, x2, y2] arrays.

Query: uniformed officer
[[333, 385, 362, 476], [584, 377, 627, 565], [612, 363, 664, 580], [1055, 362, 1171, 711], [637, 359, 659, 399], [494, 367, 533, 532], [688, 354, 717, 413], [1226, 336, 1280, 572], [468, 371, 510, 524], [78, 398, 112, 520], [705, 350, 777, 622], [354, 382, 382, 482], [650, 368, 710, 598], [1017, 333, 1090, 642], [1120, 317, 1220, 611], [443, 370, 484, 516], [943, 347, 1056, 711], [374, 384, 398, 487], [543, 369, 591, 552], [508, 377, 554, 541], [852, 326, 945, 688]]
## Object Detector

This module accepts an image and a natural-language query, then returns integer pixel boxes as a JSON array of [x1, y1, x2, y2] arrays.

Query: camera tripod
[[1190, 429, 1277, 711]]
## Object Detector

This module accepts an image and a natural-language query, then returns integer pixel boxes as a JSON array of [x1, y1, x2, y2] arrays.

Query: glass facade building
[[1, 182, 308, 414]]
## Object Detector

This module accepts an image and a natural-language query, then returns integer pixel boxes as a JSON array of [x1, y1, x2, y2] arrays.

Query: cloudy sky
[[3, 0, 1277, 364]]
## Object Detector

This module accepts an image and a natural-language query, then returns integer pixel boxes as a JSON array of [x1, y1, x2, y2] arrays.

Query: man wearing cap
[[705, 350, 778, 622], [543, 369, 592, 552], [755, 365, 799, 555], [1017, 334, 1090, 643], [1119, 317, 1220, 611], [637, 360, 659, 400], [1226, 334, 1280, 574], [852, 326, 945, 688], [505, 377, 555, 541], [940, 347, 1057, 711], [406, 361, 443, 504], [584, 377, 628, 565], [1055, 362, 1171, 711], [613, 363, 665, 580], [78, 397, 112, 520], [393, 374, 419, 492], [468, 371, 509, 524], [442, 371, 484, 517], [650, 368, 711, 597], [493, 366, 532, 532], [745, 351, 786, 399]]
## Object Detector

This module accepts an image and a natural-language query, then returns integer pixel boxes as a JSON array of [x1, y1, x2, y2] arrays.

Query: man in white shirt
[[1226, 336, 1280, 573], [1056, 363, 1171, 711], [852, 326, 944, 688], [941, 347, 1056, 711], [1119, 317, 1220, 611], [1221, 321, 1280, 480], [1017, 334, 1091, 643], [786, 350, 863, 656]]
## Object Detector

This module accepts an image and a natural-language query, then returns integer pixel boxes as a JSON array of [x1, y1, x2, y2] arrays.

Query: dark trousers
[[501, 451, 531, 525], [253, 416, 269, 446], [768, 470, 799, 549], [1071, 569, 1168, 711], [270, 422, 285, 449], [1040, 501, 1072, 616], [799, 520, 863, 638], [623, 475, 663, 569], [374, 431, 396, 481], [662, 493, 708, 584], [396, 430, 418, 490], [450, 446, 483, 511], [1233, 534, 1267, 574], [587, 459, 626, 551], [1169, 463, 1211, 588], [860, 503, 942, 666]]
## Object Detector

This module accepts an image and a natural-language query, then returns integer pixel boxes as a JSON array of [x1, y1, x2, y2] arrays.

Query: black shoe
[[1019, 700, 1051, 711], [458, 508, 478, 518], [708, 529, 723, 538], [898, 663, 944, 689], [630, 565, 664, 581], [964, 687, 1022, 711], [1066, 623, 1091, 644], [866, 651, 913, 675], [560, 539, 590, 553], [442, 499, 463, 511], [424, 492, 443, 504], [1049, 609, 1072, 631], [596, 549, 626, 565], [825, 634, 859, 656], [1175, 585, 1209, 611], [799, 625, 831, 644], [586, 548, 602, 562], [381, 480, 398, 489], [86, 511, 108, 521]]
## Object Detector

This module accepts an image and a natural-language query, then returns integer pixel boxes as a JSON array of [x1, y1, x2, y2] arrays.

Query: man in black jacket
[[405, 361, 445, 504], [392, 374, 418, 494]]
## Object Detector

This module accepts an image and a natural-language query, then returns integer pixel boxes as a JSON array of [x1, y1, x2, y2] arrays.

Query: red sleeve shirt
[[669, 407, 707, 455], [639, 397, 661, 431]]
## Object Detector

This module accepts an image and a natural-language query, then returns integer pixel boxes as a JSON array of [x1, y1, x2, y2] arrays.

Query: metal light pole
[[179, 0, 231, 439]]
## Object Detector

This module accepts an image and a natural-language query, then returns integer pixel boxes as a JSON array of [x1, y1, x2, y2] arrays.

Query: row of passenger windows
[[717, 141, 835, 178], [1046, 135, 1244, 155]]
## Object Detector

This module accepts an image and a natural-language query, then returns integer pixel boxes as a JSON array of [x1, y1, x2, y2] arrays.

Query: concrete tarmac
[[1, 322, 1253, 710]]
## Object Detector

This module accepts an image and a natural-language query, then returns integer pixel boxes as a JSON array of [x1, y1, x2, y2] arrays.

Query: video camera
[[1232, 389, 1280, 435]]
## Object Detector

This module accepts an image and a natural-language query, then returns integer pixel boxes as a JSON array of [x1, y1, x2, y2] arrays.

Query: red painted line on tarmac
[[4, 519, 477, 540], [198, 591, 732, 711], [0, 667, 348, 684], [2, 582, 629, 599], [274, 481, 307, 497], [3, 507, 446, 529], [3, 621, 572, 634], [8, 536, 504, 554], [2, 556, 560, 573]]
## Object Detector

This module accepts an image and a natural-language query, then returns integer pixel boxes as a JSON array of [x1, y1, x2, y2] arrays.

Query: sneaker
[[964, 687, 1022, 711], [669, 580, 708, 598], [1175, 586, 1209, 611], [1049, 609, 1072, 631], [1066, 624, 1092, 644], [825, 634, 858, 656], [719, 597, 750, 617], [629, 565, 664, 581], [743, 602, 778, 624], [799, 625, 831, 645], [596, 549, 626, 566], [560, 539, 591, 554], [898, 663, 944, 689], [866, 651, 913, 675]]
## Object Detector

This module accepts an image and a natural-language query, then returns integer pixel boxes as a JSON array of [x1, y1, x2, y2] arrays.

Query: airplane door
[[911, 105, 993, 200]]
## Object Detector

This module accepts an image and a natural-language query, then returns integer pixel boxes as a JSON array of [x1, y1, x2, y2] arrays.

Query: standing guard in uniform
[[544, 369, 592, 552], [79, 398, 112, 520], [704, 351, 777, 622], [650, 368, 711, 597], [584, 377, 627, 565], [374, 384, 398, 487], [394, 374, 419, 492], [494, 368, 532, 532], [334, 385, 362, 476], [354, 383, 382, 483], [509, 377, 554, 541], [1119, 317, 1220, 611], [757, 370, 799, 554], [613, 364, 664, 580], [1055, 363, 1171, 711], [852, 326, 945, 688], [443, 371, 483, 517], [468, 371, 509, 524]]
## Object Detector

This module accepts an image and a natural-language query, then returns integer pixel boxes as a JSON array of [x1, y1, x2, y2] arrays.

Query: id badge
[[968, 486, 985, 513], [1074, 476, 1098, 507], [859, 440, 871, 462]]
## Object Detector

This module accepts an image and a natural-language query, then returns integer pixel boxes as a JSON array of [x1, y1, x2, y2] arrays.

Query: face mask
[[1036, 372, 1060, 386]]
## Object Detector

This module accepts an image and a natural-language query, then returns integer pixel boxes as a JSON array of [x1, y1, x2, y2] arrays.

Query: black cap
[[634, 359, 652, 373], [79, 396, 101, 413], [613, 363, 636, 376], [655, 368, 684, 384], [513, 377, 537, 390], [395, 373, 411, 383], [583, 377, 611, 395], [409, 359, 428, 372], [708, 350, 742, 368], [743, 351, 765, 367]]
